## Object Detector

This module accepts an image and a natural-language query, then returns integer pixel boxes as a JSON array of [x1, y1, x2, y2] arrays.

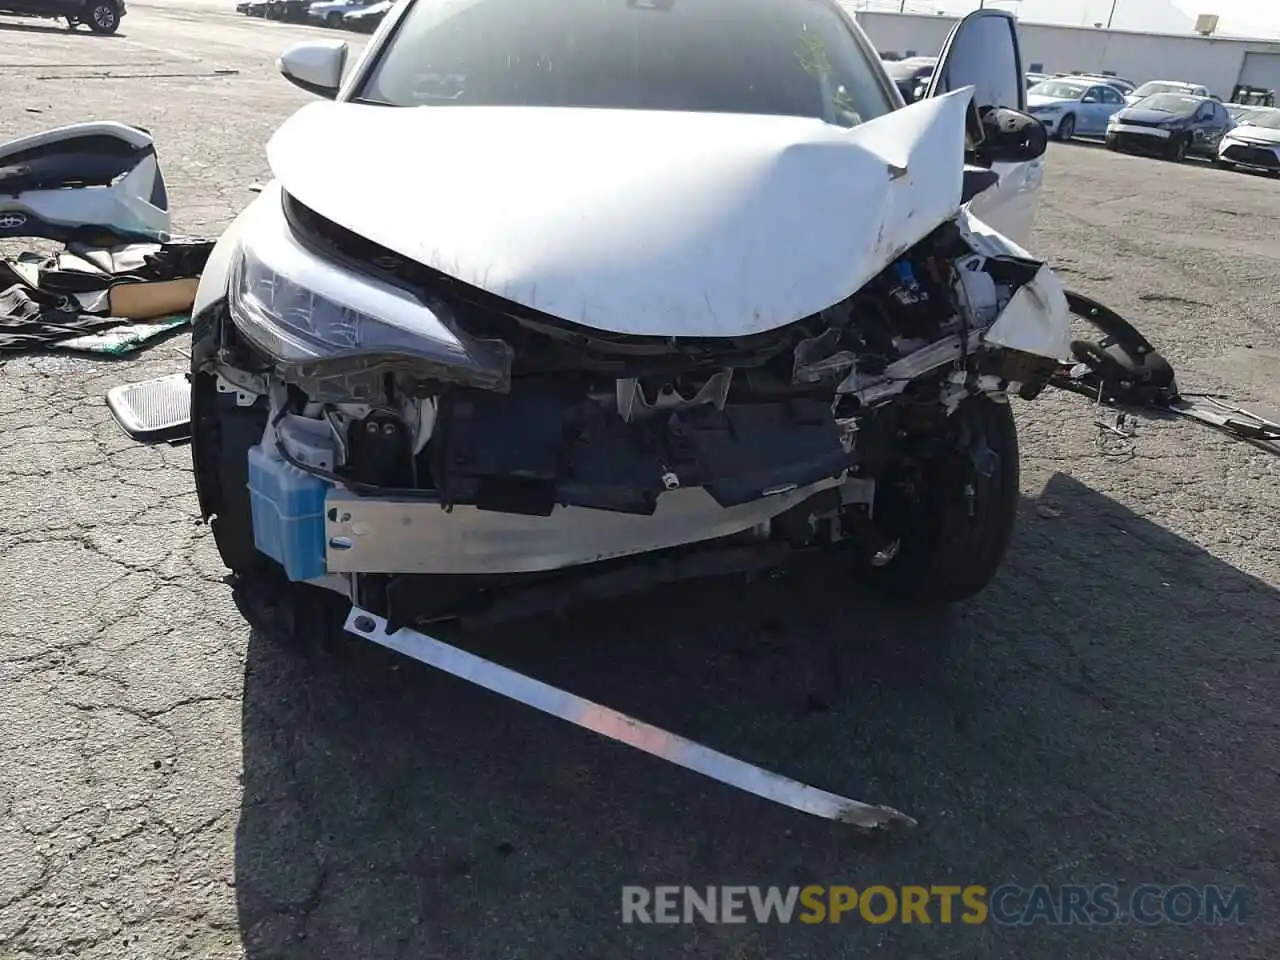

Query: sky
[[851, 0, 1280, 39]]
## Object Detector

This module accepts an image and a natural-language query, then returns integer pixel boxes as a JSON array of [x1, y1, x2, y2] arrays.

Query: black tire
[[855, 397, 1020, 606], [1056, 114, 1076, 142], [326, 10, 342, 26], [190, 313, 272, 577], [85, 0, 119, 33], [1166, 134, 1190, 163]]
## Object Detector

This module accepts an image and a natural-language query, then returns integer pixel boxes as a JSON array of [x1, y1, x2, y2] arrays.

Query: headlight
[[227, 198, 511, 389]]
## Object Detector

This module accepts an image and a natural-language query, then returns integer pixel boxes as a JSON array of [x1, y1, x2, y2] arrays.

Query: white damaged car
[[191, 0, 1066, 627]]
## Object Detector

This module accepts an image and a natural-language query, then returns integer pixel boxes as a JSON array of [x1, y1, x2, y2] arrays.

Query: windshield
[[1133, 81, 1192, 98], [357, 0, 894, 128], [1135, 93, 1201, 113], [1239, 107, 1280, 129], [1029, 80, 1088, 99]]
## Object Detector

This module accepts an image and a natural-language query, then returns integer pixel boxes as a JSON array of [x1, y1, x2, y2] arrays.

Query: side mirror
[[277, 40, 348, 99], [973, 107, 1048, 165]]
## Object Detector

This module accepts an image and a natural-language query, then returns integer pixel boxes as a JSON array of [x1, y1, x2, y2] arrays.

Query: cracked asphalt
[[1, 6, 1278, 958]]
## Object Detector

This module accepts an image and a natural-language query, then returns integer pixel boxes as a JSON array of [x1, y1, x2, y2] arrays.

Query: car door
[[1208, 101, 1232, 147], [1078, 85, 1109, 134], [1190, 101, 1217, 153], [922, 8, 1042, 248], [1097, 84, 1126, 127]]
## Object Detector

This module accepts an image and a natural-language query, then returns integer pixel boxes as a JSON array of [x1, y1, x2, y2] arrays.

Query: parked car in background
[[1027, 77, 1126, 141], [883, 57, 936, 102], [1225, 103, 1261, 122], [1125, 80, 1211, 105], [307, 0, 377, 26], [0, 0, 124, 32], [266, 0, 309, 20], [1025, 72, 1048, 89], [342, 0, 389, 30], [1073, 74, 1136, 97], [1106, 93, 1233, 161], [1216, 106, 1280, 173]]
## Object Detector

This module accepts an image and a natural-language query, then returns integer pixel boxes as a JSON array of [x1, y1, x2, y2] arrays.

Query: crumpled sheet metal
[[344, 608, 918, 830]]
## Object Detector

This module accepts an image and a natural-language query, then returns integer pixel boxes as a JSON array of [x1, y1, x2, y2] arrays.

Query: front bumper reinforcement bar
[[344, 607, 917, 830]]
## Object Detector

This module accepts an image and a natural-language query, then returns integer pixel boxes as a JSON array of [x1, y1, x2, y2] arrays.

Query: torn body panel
[[0, 121, 171, 244]]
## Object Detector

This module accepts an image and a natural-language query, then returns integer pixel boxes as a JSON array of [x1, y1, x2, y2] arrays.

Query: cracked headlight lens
[[226, 202, 510, 387]]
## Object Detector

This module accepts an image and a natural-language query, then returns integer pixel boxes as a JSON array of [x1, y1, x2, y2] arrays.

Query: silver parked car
[[1027, 78, 1127, 140]]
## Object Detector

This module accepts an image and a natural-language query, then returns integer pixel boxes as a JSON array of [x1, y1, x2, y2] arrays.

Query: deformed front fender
[[191, 184, 280, 319], [959, 209, 1071, 362]]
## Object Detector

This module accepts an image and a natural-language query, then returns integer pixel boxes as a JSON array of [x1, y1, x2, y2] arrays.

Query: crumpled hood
[[266, 91, 974, 338]]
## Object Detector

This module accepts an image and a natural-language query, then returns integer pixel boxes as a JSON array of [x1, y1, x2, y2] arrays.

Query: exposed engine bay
[[198, 200, 1066, 621], [217, 214, 1057, 512]]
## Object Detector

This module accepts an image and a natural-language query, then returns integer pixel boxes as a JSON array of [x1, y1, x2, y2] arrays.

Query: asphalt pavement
[[0, 6, 1277, 958]]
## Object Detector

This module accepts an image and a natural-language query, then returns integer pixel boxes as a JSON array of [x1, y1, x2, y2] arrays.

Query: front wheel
[[326, 10, 342, 26], [1056, 114, 1076, 142], [85, 0, 119, 33], [1166, 134, 1189, 163], [190, 314, 271, 577], [853, 396, 1020, 606]]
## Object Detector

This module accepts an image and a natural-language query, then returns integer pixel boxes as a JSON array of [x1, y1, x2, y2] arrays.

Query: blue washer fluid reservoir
[[247, 444, 329, 581]]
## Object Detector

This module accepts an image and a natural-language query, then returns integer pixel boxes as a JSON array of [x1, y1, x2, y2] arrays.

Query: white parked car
[[189, 2, 1068, 630], [1027, 77, 1128, 140], [307, 0, 376, 27], [1125, 80, 1211, 105], [1216, 106, 1280, 173]]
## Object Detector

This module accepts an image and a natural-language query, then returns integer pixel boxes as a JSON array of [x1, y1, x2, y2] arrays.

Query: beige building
[[849, 9, 1280, 98]]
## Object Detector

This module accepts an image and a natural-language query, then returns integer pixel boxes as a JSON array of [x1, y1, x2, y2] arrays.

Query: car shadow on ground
[[232, 471, 1277, 959], [0, 21, 124, 36]]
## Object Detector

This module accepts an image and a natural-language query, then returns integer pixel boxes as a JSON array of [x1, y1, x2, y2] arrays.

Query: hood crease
[[267, 91, 975, 339]]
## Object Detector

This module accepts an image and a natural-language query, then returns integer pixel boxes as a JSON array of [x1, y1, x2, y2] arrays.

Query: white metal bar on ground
[[344, 607, 917, 830]]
